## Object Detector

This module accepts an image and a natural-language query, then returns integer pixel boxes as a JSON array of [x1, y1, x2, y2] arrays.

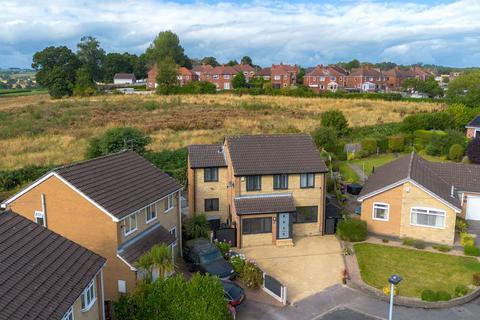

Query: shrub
[[145, 148, 188, 186], [388, 135, 405, 152], [85, 127, 152, 158], [455, 284, 469, 297], [467, 138, 480, 164], [0, 165, 54, 192], [361, 138, 377, 155], [449, 144, 465, 161], [242, 261, 263, 289], [460, 233, 475, 247], [321, 110, 349, 135], [312, 126, 338, 152], [442, 130, 467, 155], [436, 291, 452, 301], [446, 103, 479, 129], [456, 217, 469, 233], [421, 289, 438, 302], [377, 138, 389, 153], [464, 245, 480, 256], [141, 100, 160, 111], [336, 219, 367, 242], [413, 130, 446, 150], [433, 244, 452, 252], [413, 240, 426, 249], [401, 112, 454, 133], [402, 237, 415, 246], [214, 240, 231, 259], [230, 255, 246, 277], [184, 213, 210, 240], [473, 272, 480, 286]]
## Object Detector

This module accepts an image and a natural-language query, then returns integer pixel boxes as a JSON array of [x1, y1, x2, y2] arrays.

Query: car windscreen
[[224, 283, 243, 299], [200, 251, 222, 264]]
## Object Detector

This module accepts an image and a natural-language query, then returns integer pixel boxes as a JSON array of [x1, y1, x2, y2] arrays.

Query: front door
[[277, 213, 291, 239]]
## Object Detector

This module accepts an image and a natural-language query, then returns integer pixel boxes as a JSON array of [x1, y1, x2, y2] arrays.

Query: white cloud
[[0, 0, 479, 67]]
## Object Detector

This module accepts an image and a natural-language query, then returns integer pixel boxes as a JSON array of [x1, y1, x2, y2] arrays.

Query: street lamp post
[[388, 275, 402, 320]]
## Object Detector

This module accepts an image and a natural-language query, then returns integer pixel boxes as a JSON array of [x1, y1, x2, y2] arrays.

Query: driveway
[[239, 235, 344, 303]]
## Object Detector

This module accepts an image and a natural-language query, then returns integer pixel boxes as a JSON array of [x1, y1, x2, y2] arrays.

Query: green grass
[[0, 88, 48, 97], [354, 243, 480, 298], [351, 153, 398, 175], [338, 162, 360, 183]]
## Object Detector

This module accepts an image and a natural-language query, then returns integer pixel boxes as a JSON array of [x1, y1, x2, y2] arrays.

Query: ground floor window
[[293, 206, 318, 223], [205, 198, 219, 211], [373, 203, 389, 221], [242, 217, 272, 234], [410, 207, 445, 228]]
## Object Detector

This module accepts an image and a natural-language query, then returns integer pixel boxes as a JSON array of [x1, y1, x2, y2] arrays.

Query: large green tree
[[402, 76, 443, 98], [447, 71, 480, 107], [86, 127, 152, 158], [201, 56, 219, 67], [156, 56, 179, 92], [101, 52, 148, 82], [241, 56, 253, 66], [76, 36, 105, 81], [146, 31, 190, 67], [32, 46, 81, 98], [73, 66, 96, 96], [226, 59, 238, 66], [232, 72, 247, 89]]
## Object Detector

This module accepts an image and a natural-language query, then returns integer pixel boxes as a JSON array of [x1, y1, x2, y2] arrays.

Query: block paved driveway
[[239, 235, 344, 303]]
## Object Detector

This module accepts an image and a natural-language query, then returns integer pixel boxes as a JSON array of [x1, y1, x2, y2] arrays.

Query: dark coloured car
[[221, 280, 245, 307], [184, 238, 235, 280]]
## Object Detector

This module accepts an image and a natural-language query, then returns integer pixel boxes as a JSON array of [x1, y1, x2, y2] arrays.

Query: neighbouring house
[[205, 65, 238, 90], [146, 66, 157, 89], [466, 115, 480, 139], [271, 63, 299, 89], [233, 64, 256, 82], [345, 67, 385, 92], [303, 65, 340, 93], [147, 65, 197, 89], [191, 64, 214, 81], [113, 73, 136, 85], [258, 67, 271, 81], [384, 67, 414, 91], [411, 66, 433, 81], [188, 134, 328, 248], [358, 152, 480, 245], [326, 65, 349, 88], [1, 150, 183, 315], [0, 210, 106, 320]]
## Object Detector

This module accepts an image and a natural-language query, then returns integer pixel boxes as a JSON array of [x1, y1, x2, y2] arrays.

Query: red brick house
[[345, 67, 386, 92], [191, 64, 213, 81], [271, 63, 299, 89], [147, 65, 196, 89], [206, 65, 238, 90], [384, 67, 415, 91], [257, 67, 271, 81], [147, 66, 158, 89], [326, 65, 348, 88], [233, 64, 256, 82], [303, 65, 341, 93], [411, 66, 433, 81]]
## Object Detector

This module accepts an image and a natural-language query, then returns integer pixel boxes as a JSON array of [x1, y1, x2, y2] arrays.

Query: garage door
[[466, 196, 480, 220]]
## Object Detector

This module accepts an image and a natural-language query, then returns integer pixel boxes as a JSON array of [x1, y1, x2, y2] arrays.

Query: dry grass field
[[0, 93, 443, 170]]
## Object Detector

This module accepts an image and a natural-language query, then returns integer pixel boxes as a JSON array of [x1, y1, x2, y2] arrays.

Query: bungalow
[[188, 134, 328, 248], [271, 63, 299, 89], [466, 115, 480, 139], [358, 153, 480, 245], [1, 151, 183, 316], [113, 73, 136, 85], [0, 210, 106, 320]]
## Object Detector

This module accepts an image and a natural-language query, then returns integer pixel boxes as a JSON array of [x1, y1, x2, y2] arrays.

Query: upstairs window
[[274, 75, 281, 81], [246, 175, 261, 191], [81, 279, 96, 311], [300, 173, 315, 188], [224, 75, 230, 79], [213, 74, 219, 80], [124, 213, 137, 236], [146, 203, 157, 223], [204, 167, 219, 182], [34, 211, 46, 227], [165, 194, 174, 212], [273, 174, 289, 190]]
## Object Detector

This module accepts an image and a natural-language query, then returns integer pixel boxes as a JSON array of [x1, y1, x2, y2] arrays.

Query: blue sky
[[1, 0, 479, 68]]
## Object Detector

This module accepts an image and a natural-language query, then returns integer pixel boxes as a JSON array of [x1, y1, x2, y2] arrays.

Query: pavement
[[237, 284, 480, 320], [239, 235, 344, 303], [347, 163, 367, 182]]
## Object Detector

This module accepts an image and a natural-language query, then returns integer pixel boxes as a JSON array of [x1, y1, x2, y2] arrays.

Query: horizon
[[1, 0, 480, 69]]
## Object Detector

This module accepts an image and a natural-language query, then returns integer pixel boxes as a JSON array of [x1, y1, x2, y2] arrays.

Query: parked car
[[184, 238, 235, 279], [221, 280, 245, 307]]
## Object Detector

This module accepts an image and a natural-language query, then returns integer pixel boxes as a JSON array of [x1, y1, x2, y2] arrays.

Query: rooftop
[[234, 194, 296, 215], [188, 144, 227, 168]]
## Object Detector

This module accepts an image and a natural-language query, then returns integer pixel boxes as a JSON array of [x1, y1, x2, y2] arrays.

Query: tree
[[241, 56, 253, 66], [86, 127, 152, 158], [297, 67, 305, 84], [135, 244, 174, 283], [32, 46, 81, 98], [403, 76, 442, 97], [226, 59, 238, 66], [467, 138, 480, 164], [184, 213, 210, 239], [231, 72, 246, 89], [156, 56, 178, 93], [321, 110, 349, 135], [312, 127, 338, 152], [73, 66, 96, 96], [447, 71, 480, 107], [145, 31, 189, 67], [76, 36, 105, 81], [201, 56, 219, 67], [101, 53, 133, 82], [342, 59, 360, 70]]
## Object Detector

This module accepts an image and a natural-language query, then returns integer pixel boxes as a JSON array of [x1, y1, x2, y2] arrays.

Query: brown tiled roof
[[358, 153, 461, 209], [327, 65, 348, 75], [55, 151, 182, 219], [349, 67, 383, 77], [207, 65, 239, 75], [234, 194, 296, 215], [188, 144, 227, 168], [384, 67, 414, 79], [118, 224, 176, 267], [0, 210, 106, 320], [226, 134, 327, 176], [305, 65, 330, 77], [114, 73, 136, 80], [258, 67, 271, 76], [271, 64, 298, 74], [191, 64, 213, 73], [427, 162, 480, 194], [178, 67, 194, 76], [233, 64, 255, 73]]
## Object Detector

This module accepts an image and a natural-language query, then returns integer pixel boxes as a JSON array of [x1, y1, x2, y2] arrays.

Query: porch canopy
[[234, 194, 296, 215]]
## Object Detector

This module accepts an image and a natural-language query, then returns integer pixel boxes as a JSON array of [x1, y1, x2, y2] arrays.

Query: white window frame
[[118, 280, 127, 293], [124, 213, 138, 236], [169, 226, 177, 247], [61, 307, 74, 320], [145, 203, 157, 224], [224, 82, 230, 90], [410, 207, 446, 229], [81, 279, 96, 312], [319, 76, 325, 81], [165, 194, 174, 213], [213, 74, 219, 80], [274, 75, 281, 81], [372, 202, 389, 221], [34, 210, 46, 227]]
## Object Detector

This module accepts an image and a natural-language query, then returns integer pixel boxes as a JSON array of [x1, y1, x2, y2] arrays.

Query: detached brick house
[[233, 64, 256, 82], [188, 134, 328, 248], [345, 67, 385, 92], [303, 65, 341, 93], [2, 151, 183, 314], [358, 153, 480, 245], [0, 210, 106, 320], [271, 64, 299, 88], [205, 65, 238, 90]]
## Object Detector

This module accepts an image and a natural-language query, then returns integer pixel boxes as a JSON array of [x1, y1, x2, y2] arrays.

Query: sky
[[1, 0, 479, 68]]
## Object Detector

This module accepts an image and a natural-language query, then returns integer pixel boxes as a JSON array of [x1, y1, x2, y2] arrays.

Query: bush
[[413, 130, 446, 150], [242, 261, 263, 289], [401, 112, 454, 133], [141, 100, 160, 111], [436, 291, 452, 301], [321, 110, 349, 135], [413, 240, 426, 249], [473, 272, 480, 286], [456, 217, 469, 233], [184, 213, 210, 240], [230, 255, 246, 277], [336, 219, 367, 242], [464, 245, 480, 256], [0, 165, 54, 192], [312, 126, 338, 152], [214, 240, 231, 259], [145, 148, 188, 186], [377, 138, 389, 153], [449, 144, 465, 161], [467, 138, 480, 164], [421, 289, 438, 302], [460, 233, 475, 247], [402, 237, 415, 246], [361, 138, 377, 155], [455, 284, 469, 297], [85, 127, 152, 158], [388, 135, 405, 152], [433, 244, 452, 252]]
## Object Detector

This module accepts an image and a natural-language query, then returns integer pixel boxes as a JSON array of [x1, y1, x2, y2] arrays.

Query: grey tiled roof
[[234, 194, 296, 215], [55, 151, 182, 219], [466, 115, 480, 128], [226, 134, 328, 176], [188, 144, 227, 168], [0, 211, 106, 320]]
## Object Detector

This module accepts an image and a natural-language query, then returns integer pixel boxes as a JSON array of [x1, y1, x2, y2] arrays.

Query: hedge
[[413, 130, 447, 150], [0, 165, 55, 192], [361, 138, 377, 155], [388, 135, 405, 152], [337, 219, 367, 242]]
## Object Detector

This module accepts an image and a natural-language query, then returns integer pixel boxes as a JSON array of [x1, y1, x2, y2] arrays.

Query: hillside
[[0, 94, 442, 170]]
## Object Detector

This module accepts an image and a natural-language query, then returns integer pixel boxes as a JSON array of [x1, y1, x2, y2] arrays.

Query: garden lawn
[[338, 162, 360, 183], [354, 243, 480, 298], [351, 153, 398, 176]]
